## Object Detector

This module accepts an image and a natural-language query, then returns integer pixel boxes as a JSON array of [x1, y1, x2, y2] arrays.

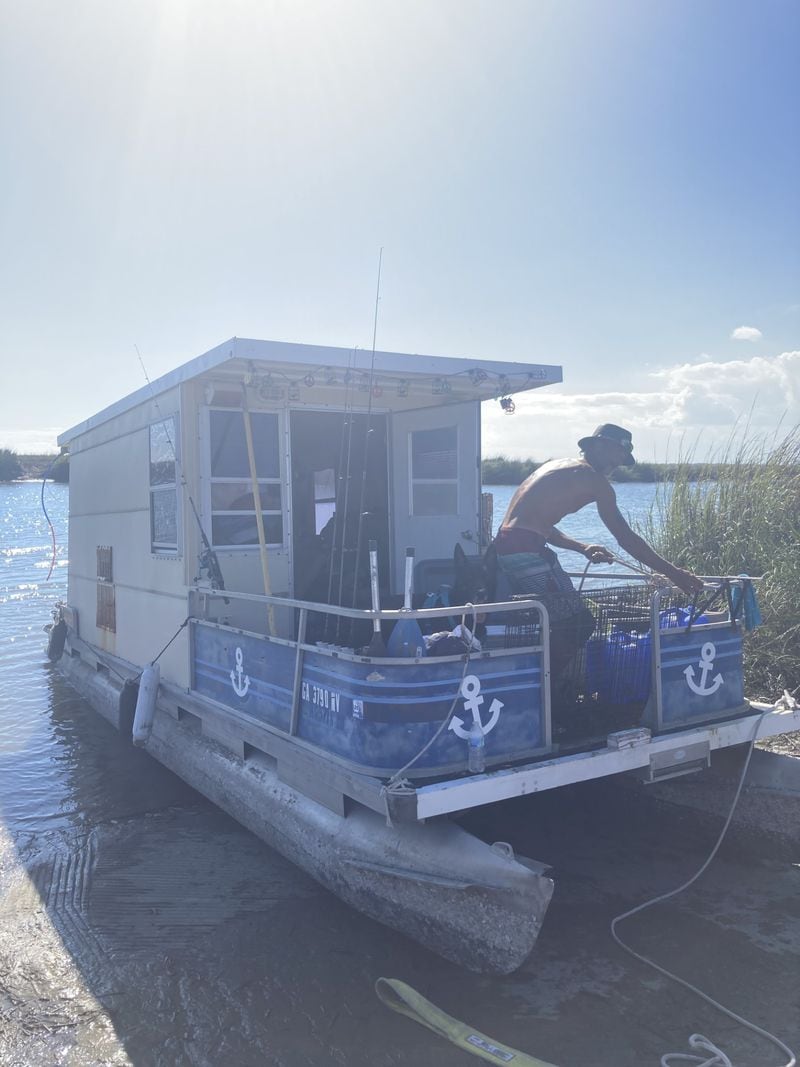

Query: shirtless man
[[493, 424, 702, 701], [494, 423, 702, 604]]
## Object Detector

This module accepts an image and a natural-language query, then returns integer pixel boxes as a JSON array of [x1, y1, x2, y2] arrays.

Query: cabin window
[[209, 409, 284, 547], [149, 417, 180, 553], [96, 546, 116, 631], [409, 425, 458, 515], [313, 468, 336, 535]]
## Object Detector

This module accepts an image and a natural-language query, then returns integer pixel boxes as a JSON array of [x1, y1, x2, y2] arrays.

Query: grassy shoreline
[[640, 427, 800, 701], [482, 455, 722, 484], [0, 451, 67, 482]]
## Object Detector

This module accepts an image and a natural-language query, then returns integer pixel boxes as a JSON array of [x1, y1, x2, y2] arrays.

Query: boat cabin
[[58, 336, 561, 687]]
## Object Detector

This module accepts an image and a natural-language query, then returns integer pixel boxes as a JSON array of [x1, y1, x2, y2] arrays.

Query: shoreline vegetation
[[0, 450, 68, 483], [4, 451, 774, 488], [640, 427, 800, 702], [482, 455, 715, 484]]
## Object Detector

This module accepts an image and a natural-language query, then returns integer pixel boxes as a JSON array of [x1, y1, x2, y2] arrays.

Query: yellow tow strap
[[375, 978, 560, 1066]]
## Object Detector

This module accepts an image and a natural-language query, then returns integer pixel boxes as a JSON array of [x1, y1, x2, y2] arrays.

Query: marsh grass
[[638, 425, 800, 700]]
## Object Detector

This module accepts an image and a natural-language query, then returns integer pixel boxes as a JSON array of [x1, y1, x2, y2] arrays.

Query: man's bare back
[[497, 442, 702, 596], [503, 458, 607, 537]]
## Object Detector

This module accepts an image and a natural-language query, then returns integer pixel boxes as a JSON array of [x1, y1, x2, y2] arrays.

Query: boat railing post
[[539, 601, 552, 749], [651, 588, 664, 730], [188, 588, 210, 621], [289, 607, 308, 735]]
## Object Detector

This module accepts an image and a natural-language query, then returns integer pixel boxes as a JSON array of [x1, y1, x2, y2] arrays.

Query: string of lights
[[240, 359, 549, 413]]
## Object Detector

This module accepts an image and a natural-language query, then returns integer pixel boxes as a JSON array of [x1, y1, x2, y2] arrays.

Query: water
[[0, 483, 188, 836], [3, 479, 795, 1066], [488, 482, 657, 547]]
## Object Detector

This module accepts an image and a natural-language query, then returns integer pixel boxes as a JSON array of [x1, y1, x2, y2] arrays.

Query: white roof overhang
[[58, 337, 562, 445]]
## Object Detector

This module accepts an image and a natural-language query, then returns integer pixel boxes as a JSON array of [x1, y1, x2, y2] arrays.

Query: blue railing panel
[[191, 622, 545, 773], [659, 627, 745, 727]]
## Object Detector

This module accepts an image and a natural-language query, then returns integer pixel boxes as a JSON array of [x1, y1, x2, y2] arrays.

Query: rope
[[384, 605, 477, 789], [611, 707, 796, 1067], [379, 705, 795, 1067], [576, 549, 654, 594], [149, 617, 190, 669], [40, 457, 60, 581], [126, 617, 191, 684]]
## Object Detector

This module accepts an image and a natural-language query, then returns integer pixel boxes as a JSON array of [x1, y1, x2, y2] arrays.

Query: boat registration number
[[301, 681, 341, 713]]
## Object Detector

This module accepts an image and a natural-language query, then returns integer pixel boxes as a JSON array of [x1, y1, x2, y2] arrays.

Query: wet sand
[[2, 683, 798, 1067]]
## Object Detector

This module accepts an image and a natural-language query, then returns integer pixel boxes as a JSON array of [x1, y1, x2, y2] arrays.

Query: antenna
[[349, 249, 384, 626], [371, 247, 383, 355]]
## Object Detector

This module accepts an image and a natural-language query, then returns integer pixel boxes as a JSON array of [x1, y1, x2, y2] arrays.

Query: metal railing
[[189, 572, 755, 743], [189, 586, 551, 740]]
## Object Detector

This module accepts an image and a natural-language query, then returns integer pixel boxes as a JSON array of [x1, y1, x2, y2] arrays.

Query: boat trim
[[411, 702, 799, 820]]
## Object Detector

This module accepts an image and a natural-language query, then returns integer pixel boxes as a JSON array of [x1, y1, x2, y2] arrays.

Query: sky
[[1, 0, 798, 460]]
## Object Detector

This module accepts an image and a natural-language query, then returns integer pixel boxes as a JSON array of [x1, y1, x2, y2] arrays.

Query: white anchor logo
[[684, 641, 723, 697], [448, 674, 504, 740], [230, 646, 250, 698]]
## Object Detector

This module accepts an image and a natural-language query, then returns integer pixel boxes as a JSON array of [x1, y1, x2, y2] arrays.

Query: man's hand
[[583, 544, 614, 565]]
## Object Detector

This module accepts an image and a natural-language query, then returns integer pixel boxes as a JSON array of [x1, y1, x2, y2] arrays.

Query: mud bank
[[2, 760, 798, 1067]]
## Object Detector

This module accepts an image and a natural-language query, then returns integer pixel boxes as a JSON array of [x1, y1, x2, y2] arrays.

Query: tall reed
[[639, 425, 800, 700]]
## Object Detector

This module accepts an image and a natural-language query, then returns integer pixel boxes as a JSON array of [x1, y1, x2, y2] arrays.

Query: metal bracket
[[641, 740, 711, 783]]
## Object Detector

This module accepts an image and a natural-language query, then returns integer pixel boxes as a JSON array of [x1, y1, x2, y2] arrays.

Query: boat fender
[[46, 618, 67, 662], [132, 663, 160, 747], [119, 678, 139, 739]]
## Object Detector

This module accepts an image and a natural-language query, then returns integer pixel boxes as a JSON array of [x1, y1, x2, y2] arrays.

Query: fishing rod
[[349, 249, 383, 628], [134, 346, 227, 600], [327, 346, 358, 641]]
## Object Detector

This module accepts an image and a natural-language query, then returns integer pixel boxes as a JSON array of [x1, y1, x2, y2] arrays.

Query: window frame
[[206, 405, 285, 550], [149, 415, 181, 555], [408, 424, 460, 517], [313, 467, 337, 536]]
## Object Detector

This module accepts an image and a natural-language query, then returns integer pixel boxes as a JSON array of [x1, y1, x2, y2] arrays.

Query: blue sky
[[1, 0, 797, 459]]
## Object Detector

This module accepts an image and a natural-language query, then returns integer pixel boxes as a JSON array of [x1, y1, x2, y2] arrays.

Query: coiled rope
[[611, 706, 796, 1067]]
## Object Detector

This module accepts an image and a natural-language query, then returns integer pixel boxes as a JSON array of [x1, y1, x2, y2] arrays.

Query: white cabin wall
[[389, 400, 482, 591], [66, 386, 190, 686]]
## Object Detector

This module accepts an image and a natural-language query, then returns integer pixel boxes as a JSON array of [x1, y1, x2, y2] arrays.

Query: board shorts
[[493, 527, 593, 629]]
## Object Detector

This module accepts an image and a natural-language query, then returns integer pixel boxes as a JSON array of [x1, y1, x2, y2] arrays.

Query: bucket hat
[[578, 424, 636, 466]]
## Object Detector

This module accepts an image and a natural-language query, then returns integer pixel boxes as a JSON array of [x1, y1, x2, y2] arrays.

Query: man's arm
[[594, 481, 703, 594], [545, 525, 614, 564]]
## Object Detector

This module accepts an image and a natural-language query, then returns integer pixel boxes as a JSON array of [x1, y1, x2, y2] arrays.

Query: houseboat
[[51, 337, 800, 974]]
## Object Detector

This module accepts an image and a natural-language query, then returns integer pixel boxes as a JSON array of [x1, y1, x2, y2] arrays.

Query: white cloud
[[0, 428, 63, 454], [482, 350, 800, 461], [730, 325, 763, 342]]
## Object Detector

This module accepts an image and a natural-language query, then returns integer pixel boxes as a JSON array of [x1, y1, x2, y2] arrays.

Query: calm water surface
[[489, 482, 657, 544], [0, 481, 189, 837]]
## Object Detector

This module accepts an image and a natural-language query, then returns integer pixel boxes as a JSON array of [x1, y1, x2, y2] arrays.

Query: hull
[[58, 649, 554, 974], [55, 596, 799, 973]]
